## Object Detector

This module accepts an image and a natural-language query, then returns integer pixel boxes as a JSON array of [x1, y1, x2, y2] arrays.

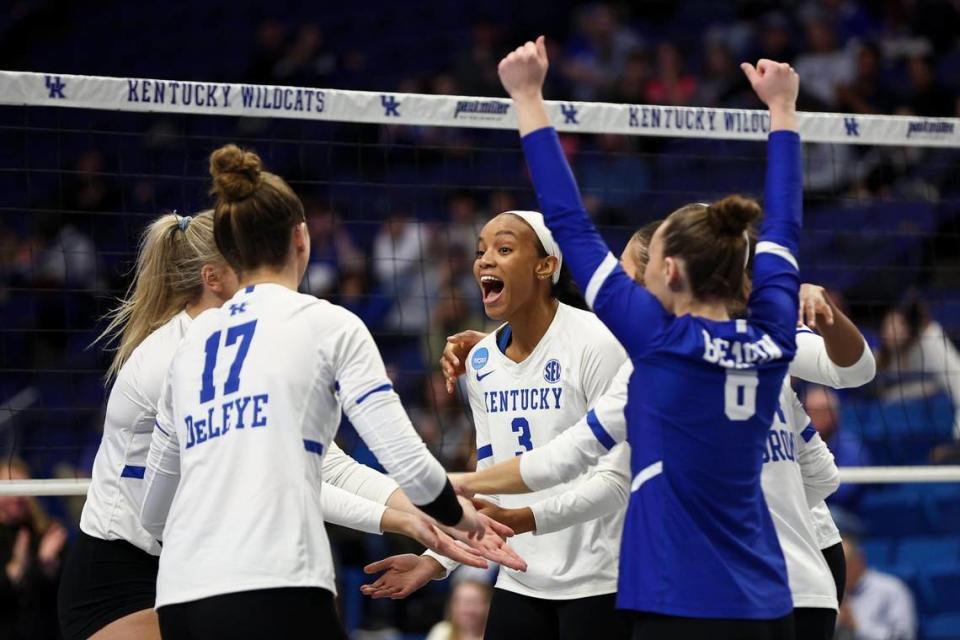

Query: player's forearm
[[769, 104, 797, 133], [512, 91, 550, 137], [817, 298, 870, 369], [461, 457, 530, 495], [321, 483, 387, 534]]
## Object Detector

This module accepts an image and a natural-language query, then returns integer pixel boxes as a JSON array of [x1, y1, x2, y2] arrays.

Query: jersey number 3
[[511, 417, 533, 456], [200, 320, 258, 403], [724, 370, 758, 420]]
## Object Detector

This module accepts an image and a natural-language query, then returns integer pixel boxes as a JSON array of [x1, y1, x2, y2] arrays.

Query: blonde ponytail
[[97, 210, 220, 381]]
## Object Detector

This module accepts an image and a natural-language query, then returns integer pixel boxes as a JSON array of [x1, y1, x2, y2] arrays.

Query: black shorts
[[157, 587, 346, 640], [793, 607, 837, 640], [821, 541, 846, 605], [484, 588, 631, 640], [631, 611, 795, 640], [57, 530, 159, 640]]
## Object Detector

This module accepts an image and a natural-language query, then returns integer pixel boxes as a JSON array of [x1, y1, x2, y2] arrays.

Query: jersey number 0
[[200, 320, 258, 403]]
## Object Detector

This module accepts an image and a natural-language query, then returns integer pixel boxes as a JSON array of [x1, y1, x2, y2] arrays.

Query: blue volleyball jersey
[[521, 127, 802, 619]]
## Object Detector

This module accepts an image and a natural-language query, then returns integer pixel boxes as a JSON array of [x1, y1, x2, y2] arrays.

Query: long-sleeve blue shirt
[[521, 126, 803, 620]]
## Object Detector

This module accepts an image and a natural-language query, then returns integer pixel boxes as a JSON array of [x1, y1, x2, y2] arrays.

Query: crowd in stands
[[0, 0, 958, 637]]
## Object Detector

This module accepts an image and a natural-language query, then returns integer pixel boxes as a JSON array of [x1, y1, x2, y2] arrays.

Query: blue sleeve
[[521, 127, 668, 355], [749, 130, 803, 356]]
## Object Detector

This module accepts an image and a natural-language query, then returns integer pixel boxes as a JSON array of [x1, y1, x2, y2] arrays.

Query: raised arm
[[500, 37, 668, 354], [740, 60, 802, 349]]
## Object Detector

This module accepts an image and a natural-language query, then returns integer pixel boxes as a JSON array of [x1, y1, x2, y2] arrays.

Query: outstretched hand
[[361, 554, 440, 600], [439, 510, 528, 572], [798, 283, 835, 330], [498, 35, 549, 100]]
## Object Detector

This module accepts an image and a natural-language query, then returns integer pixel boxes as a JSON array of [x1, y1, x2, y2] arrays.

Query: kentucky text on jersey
[[183, 393, 269, 449], [483, 387, 562, 413]]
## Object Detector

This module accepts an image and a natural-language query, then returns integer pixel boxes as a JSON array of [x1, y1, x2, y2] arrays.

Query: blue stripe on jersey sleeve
[[120, 465, 146, 479], [154, 421, 170, 437], [796, 328, 815, 335], [586, 409, 617, 451], [477, 444, 493, 461], [521, 127, 670, 356], [800, 425, 817, 442], [355, 383, 393, 405], [303, 439, 325, 456]]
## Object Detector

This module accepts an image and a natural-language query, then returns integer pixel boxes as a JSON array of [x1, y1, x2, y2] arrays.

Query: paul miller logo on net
[[906, 120, 955, 139], [453, 100, 510, 120]]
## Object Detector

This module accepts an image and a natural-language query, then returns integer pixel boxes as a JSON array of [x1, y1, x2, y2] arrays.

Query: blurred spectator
[[806, 386, 872, 513], [877, 298, 960, 460], [425, 579, 492, 640], [793, 15, 856, 109], [0, 459, 68, 640], [373, 213, 438, 331], [836, 42, 896, 114], [835, 536, 917, 640], [26, 212, 99, 290], [644, 42, 697, 106], [603, 49, 650, 104], [272, 23, 337, 86], [562, 3, 643, 101], [408, 372, 474, 470], [897, 55, 954, 117], [453, 20, 507, 97], [576, 134, 651, 218], [302, 201, 364, 298], [751, 12, 799, 66], [245, 19, 287, 84], [695, 41, 751, 108]]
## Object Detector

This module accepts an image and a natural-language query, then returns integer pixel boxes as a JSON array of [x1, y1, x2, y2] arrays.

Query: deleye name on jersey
[[185, 393, 269, 449], [185, 318, 268, 449]]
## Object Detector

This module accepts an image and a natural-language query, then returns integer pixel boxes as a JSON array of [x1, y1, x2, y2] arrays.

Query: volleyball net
[[1, 70, 959, 504]]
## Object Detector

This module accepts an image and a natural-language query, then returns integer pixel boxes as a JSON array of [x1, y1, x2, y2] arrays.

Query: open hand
[[440, 510, 527, 572], [361, 554, 441, 600]]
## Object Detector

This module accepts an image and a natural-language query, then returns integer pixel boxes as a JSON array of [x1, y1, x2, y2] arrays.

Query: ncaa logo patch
[[472, 347, 490, 371], [544, 359, 561, 383]]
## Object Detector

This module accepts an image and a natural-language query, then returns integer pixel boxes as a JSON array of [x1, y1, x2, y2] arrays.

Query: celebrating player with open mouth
[[364, 208, 632, 639]]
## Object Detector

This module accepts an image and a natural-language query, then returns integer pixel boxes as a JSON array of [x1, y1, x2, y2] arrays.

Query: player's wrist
[[421, 555, 446, 579]]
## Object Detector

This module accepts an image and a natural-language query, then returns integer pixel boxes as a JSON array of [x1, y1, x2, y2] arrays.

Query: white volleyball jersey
[[81, 306, 402, 559], [144, 283, 449, 607], [761, 379, 840, 610], [467, 302, 628, 599], [810, 502, 842, 549], [80, 311, 191, 555]]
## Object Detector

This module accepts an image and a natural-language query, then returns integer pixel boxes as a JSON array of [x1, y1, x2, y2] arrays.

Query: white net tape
[[1, 70, 958, 147]]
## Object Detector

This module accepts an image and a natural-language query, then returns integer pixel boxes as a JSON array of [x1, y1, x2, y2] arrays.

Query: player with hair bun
[[58, 207, 516, 640], [140, 145, 493, 639], [495, 37, 804, 637], [363, 209, 632, 639]]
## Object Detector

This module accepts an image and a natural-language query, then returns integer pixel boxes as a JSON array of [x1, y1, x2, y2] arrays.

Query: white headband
[[505, 210, 563, 284]]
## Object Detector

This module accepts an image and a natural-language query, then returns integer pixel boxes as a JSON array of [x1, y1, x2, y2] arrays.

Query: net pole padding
[[0, 70, 958, 147], [1, 468, 960, 496]]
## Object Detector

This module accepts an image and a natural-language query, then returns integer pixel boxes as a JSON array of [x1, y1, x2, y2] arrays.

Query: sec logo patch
[[544, 359, 561, 383]]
